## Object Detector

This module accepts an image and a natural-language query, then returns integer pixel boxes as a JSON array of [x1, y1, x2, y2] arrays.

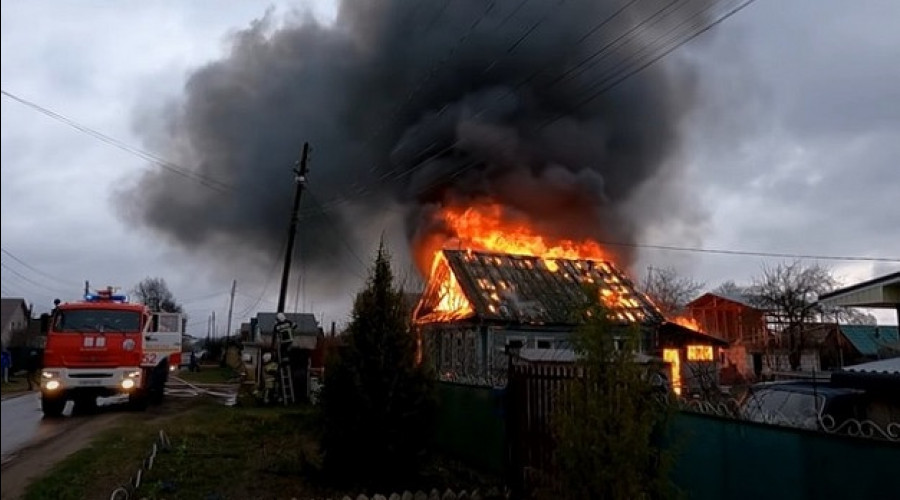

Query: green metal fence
[[434, 382, 506, 474], [435, 381, 900, 499], [670, 412, 900, 500]]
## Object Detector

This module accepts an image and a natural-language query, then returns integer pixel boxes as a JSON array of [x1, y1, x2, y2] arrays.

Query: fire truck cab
[[39, 287, 183, 417]]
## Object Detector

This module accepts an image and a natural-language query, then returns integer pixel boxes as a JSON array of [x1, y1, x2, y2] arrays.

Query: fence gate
[[506, 361, 580, 498]]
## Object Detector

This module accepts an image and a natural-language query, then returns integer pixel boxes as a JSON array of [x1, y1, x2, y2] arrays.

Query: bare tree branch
[[131, 277, 183, 313], [749, 261, 838, 370], [639, 267, 705, 317]]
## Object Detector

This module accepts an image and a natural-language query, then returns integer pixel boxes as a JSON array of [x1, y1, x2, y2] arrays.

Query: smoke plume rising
[[123, 0, 710, 303]]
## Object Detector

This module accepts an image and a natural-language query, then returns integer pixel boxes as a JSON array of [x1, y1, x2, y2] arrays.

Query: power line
[[1, 247, 80, 289], [595, 241, 900, 263], [0, 261, 70, 296], [1, 89, 235, 194], [551, 0, 758, 123], [312, 0, 750, 210], [304, 191, 369, 278]]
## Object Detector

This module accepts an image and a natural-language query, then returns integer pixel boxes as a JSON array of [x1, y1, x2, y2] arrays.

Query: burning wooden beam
[[414, 249, 663, 326]]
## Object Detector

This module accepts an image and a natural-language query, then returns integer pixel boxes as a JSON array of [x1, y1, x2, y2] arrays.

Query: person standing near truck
[[25, 349, 40, 390], [1, 350, 10, 383]]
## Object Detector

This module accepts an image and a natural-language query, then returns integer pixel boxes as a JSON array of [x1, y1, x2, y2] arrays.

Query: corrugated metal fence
[[435, 368, 900, 500]]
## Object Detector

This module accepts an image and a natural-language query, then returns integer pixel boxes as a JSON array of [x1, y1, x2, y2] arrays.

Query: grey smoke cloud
[[122, 0, 711, 296]]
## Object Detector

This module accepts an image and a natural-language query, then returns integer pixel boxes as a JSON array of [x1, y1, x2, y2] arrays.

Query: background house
[[838, 325, 900, 362], [818, 271, 900, 326], [251, 312, 321, 348], [245, 311, 323, 403], [1, 297, 30, 350], [685, 293, 768, 383]]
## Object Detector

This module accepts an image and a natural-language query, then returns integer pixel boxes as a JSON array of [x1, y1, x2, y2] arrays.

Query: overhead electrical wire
[[8, 0, 884, 272], [0, 261, 70, 296], [1, 247, 80, 289], [311, 0, 741, 209], [1, 89, 235, 195]]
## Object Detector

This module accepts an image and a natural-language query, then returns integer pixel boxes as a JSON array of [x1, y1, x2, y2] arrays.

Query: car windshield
[[54, 310, 142, 333]]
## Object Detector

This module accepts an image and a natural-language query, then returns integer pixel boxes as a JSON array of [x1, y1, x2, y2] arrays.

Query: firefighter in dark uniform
[[273, 312, 295, 364]]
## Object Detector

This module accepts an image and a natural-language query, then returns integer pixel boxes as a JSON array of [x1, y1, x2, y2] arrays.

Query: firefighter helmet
[[262, 352, 272, 363]]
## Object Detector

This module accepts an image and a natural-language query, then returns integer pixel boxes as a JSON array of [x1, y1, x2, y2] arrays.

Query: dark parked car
[[740, 381, 866, 430]]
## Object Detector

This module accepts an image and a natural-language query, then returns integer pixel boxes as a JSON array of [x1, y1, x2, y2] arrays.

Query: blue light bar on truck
[[84, 293, 128, 302]]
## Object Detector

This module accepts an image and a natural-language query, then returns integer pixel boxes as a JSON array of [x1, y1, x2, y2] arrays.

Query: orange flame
[[672, 315, 704, 332], [415, 200, 640, 322], [424, 202, 612, 264], [430, 252, 473, 318]]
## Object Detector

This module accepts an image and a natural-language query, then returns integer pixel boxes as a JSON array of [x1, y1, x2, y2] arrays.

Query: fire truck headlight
[[46, 380, 61, 391], [121, 378, 136, 390], [127, 371, 141, 378], [42, 370, 60, 379], [169, 365, 176, 372]]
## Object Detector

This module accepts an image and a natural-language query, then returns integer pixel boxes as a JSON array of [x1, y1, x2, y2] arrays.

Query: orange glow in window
[[663, 348, 681, 396], [686, 345, 714, 361]]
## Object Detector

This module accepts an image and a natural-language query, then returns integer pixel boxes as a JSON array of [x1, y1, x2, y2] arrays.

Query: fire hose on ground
[[166, 375, 240, 403]]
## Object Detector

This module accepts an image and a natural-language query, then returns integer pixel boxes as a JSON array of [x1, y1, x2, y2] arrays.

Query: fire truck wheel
[[149, 360, 168, 405], [41, 393, 67, 418]]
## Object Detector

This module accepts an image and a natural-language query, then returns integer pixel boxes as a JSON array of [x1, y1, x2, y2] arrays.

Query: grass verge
[[24, 397, 503, 500], [1, 376, 32, 395]]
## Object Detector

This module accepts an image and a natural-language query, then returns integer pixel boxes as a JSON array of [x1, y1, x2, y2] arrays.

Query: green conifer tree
[[319, 241, 435, 488], [550, 289, 676, 499]]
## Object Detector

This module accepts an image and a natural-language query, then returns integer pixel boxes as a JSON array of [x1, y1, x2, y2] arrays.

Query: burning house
[[414, 247, 726, 392]]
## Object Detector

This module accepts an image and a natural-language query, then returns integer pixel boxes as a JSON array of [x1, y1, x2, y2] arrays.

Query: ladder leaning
[[279, 364, 295, 405]]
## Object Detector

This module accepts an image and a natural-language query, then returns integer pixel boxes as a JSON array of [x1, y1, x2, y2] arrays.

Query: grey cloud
[[123, 0, 717, 301]]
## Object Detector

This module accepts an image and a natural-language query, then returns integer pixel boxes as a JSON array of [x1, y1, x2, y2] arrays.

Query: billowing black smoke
[[123, 0, 710, 299]]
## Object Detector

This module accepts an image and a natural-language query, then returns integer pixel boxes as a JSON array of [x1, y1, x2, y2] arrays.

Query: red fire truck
[[39, 287, 183, 417]]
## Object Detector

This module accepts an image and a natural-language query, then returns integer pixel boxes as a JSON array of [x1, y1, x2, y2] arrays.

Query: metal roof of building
[[841, 357, 900, 375], [415, 249, 663, 325], [839, 325, 899, 356], [818, 271, 900, 308]]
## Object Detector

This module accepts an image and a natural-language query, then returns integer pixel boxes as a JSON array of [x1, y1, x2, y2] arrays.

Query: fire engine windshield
[[53, 310, 142, 333]]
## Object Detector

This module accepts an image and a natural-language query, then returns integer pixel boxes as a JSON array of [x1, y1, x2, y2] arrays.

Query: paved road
[[1, 393, 49, 463], [1, 380, 237, 466], [1, 392, 128, 465]]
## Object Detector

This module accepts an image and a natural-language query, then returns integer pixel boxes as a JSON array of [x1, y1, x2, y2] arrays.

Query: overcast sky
[[2, 0, 898, 334]]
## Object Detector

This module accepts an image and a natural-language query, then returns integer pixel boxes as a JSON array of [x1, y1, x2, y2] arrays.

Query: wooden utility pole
[[277, 142, 310, 313], [225, 279, 236, 338]]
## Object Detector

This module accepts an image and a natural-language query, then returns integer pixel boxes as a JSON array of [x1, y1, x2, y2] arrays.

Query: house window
[[536, 339, 552, 349], [686, 345, 714, 361], [506, 337, 525, 353], [663, 348, 682, 396]]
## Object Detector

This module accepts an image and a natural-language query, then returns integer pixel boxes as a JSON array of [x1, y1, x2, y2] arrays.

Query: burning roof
[[414, 249, 663, 326]]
